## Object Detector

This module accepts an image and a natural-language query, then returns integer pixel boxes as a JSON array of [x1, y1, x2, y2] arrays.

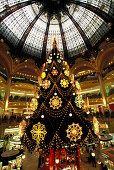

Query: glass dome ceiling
[[0, 0, 114, 61]]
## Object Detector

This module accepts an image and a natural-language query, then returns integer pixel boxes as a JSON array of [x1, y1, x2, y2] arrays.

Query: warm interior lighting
[[103, 98, 106, 106], [77, 88, 100, 94]]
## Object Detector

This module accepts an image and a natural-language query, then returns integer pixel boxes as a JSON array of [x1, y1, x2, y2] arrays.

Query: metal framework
[[0, 1, 35, 23], [41, 16, 51, 63], [65, 10, 92, 51], [17, 10, 43, 52], [70, 0, 114, 23], [58, 15, 68, 60]]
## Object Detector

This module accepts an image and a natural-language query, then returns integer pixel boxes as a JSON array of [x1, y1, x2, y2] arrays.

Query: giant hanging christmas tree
[[22, 38, 97, 152]]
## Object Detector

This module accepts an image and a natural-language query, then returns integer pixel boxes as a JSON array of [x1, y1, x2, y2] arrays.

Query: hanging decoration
[[66, 123, 83, 142], [57, 59, 61, 63], [42, 80, 51, 89], [19, 120, 26, 137], [41, 72, 46, 79], [31, 122, 47, 144], [60, 79, 69, 88], [47, 59, 52, 64], [30, 97, 38, 111], [75, 81, 81, 91], [64, 70, 69, 77], [51, 69, 58, 76], [75, 95, 83, 108], [49, 96, 62, 109]]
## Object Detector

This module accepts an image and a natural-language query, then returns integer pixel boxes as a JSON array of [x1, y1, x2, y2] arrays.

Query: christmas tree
[[22, 38, 97, 152]]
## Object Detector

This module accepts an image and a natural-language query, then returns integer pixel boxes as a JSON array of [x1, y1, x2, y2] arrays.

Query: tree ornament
[[93, 116, 99, 135], [57, 59, 61, 63], [19, 120, 26, 137], [41, 72, 46, 79], [49, 96, 62, 109], [47, 59, 52, 64], [30, 97, 38, 111], [64, 70, 69, 77], [75, 95, 83, 108], [31, 122, 47, 144], [60, 79, 69, 88], [75, 81, 81, 90], [42, 80, 51, 89], [51, 69, 58, 76], [66, 123, 83, 142]]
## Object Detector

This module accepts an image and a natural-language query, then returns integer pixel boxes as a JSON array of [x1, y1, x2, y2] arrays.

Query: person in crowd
[[103, 165, 108, 170], [91, 150, 96, 167]]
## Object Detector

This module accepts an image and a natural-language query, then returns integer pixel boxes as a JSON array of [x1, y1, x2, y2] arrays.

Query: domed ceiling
[[0, 0, 114, 64]]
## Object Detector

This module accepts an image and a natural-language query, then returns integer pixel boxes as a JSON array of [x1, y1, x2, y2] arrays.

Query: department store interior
[[0, 0, 114, 170]]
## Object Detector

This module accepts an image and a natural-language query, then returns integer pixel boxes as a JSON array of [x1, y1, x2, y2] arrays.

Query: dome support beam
[[0, 1, 36, 23], [17, 10, 43, 53], [70, 1, 114, 23], [58, 15, 68, 61], [41, 16, 51, 64], [65, 10, 92, 51]]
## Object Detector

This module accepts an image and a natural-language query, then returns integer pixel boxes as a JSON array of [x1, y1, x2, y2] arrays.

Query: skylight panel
[[23, 15, 47, 55]]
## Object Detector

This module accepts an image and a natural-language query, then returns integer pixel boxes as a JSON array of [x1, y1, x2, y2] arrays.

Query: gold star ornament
[[60, 79, 69, 88]]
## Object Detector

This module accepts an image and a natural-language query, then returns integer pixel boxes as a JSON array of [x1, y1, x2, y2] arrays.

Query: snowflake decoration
[[42, 80, 51, 89], [52, 69, 58, 76], [30, 98, 38, 111], [66, 123, 83, 142], [31, 122, 47, 144], [49, 96, 62, 109], [75, 95, 83, 108], [60, 79, 69, 88]]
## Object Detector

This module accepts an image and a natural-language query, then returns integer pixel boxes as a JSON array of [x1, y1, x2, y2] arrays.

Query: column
[[97, 72, 110, 115], [97, 72, 107, 106], [4, 75, 12, 117]]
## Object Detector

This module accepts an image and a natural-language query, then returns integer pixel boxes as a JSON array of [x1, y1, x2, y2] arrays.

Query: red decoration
[[109, 104, 114, 111], [49, 148, 54, 169], [61, 149, 67, 168], [55, 150, 60, 169], [51, 69, 58, 76], [77, 144, 81, 170]]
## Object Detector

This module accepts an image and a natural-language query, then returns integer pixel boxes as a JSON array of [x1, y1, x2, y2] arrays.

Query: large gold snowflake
[[66, 123, 83, 142], [49, 96, 62, 109], [31, 122, 47, 144], [60, 79, 69, 88]]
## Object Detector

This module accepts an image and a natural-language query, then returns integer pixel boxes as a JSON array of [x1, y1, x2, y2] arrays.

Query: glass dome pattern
[[0, 0, 114, 59]]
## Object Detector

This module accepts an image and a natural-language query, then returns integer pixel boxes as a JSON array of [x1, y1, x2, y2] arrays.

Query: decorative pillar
[[58, 15, 68, 60], [97, 72, 107, 106], [4, 75, 12, 117], [97, 72, 111, 116]]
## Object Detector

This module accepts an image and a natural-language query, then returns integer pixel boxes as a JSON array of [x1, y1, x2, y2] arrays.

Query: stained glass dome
[[0, 0, 113, 62]]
